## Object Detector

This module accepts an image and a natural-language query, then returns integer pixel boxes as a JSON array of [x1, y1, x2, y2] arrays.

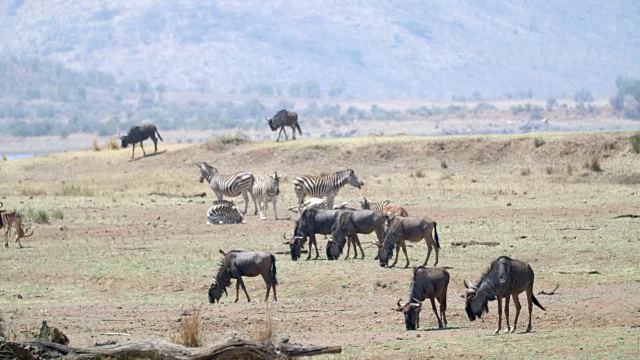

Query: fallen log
[[613, 214, 640, 219], [558, 270, 600, 275], [0, 338, 341, 360], [538, 284, 560, 295]]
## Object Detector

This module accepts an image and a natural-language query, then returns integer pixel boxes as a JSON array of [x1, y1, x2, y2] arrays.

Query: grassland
[[0, 132, 639, 359]]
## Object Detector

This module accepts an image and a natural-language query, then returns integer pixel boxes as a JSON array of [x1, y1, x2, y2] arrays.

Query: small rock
[[156, 215, 161, 220], [506, 203, 512, 206]]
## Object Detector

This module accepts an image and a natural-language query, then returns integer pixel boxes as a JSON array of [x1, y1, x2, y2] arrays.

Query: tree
[[610, 77, 640, 119]]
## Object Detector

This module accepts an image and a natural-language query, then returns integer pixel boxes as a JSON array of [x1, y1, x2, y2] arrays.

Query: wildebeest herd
[[3, 109, 547, 335]]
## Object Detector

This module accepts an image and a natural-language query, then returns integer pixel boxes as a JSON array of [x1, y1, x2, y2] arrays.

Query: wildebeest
[[2, 210, 34, 248], [464, 256, 546, 334], [360, 197, 409, 217], [396, 266, 450, 330], [206, 200, 244, 224], [208, 249, 277, 303], [378, 216, 440, 268], [266, 109, 302, 142], [120, 124, 163, 158], [286, 207, 343, 261], [326, 209, 387, 260]]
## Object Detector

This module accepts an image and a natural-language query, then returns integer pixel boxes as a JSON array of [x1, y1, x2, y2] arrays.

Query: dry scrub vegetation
[[0, 131, 639, 359]]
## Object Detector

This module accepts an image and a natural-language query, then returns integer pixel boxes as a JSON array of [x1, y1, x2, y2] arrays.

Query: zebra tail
[[156, 129, 164, 142], [270, 254, 278, 285], [433, 222, 441, 249], [295, 122, 302, 136]]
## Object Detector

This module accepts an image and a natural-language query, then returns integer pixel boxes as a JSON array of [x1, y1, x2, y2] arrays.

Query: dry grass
[[106, 137, 120, 150], [168, 306, 202, 347], [586, 156, 602, 172], [545, 166, 553, 175], [250, 303, 274, 342], [2, 153, 6, 161], [630, 131, 640, 154], [92, 139, 101, 152], [440, 159, 448, 169], [520, 167, 531, 176], [534, 137, 546, 148]]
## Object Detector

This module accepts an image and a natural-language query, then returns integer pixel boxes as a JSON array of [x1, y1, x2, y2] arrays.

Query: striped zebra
[[207, 200, 244, 224], [360, 197, 390, 211], [252, 172, 280, 220], [292, 169, 363, 212], [198, 162, 258, 215]]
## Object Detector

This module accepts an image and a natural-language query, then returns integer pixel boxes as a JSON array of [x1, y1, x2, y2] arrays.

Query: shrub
[[2, 153, 6, 161], [250, 304, 273, 342], [440, 159, 448, 169], [56, 184, 95, 197], [534, 138, 546, 148], [566, 164, 574, 175], [546, 96, 557, 111], [574, 89, 594, 103], [169, 307, 201, 347], [34, 210, 49, 224], [51, 209, 64, 220], [520, 168, 531, 176], [545, 166, 553, 175], [92, 139, 101, 151], [586, 157, 602, 172], [414, 170, 425, 178], [106, 137, 120, 150], [630, 132, 640, 154]]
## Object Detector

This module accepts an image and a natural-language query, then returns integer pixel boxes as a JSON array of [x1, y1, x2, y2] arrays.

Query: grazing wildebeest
[[120, 124, 163, 158], [396, 266, 450, 330], [360, 197, 409, 217], [2, 210, 34, 248], [378, 216, 440, 268], [206, 200, 244, 224], [266, 109, 301, 142], [464, 256, 546, 334], [285, 207, 343, 261], [293, 169, 363, 212], [208, 249, 278, 303], [326, 209, 386, 260], [252, 172, 280, 220]]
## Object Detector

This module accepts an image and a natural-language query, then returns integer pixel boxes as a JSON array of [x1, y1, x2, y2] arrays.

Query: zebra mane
[[212, 199, 237, 207], [201, 162, 218, 173], [332, 169, 354, 178]]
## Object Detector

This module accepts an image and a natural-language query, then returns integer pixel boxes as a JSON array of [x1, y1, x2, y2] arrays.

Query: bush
[[574, 89, 593, 103], [586, 157, 602, 172], [51, 209, 65, 220], [520, 168, 531, 176], [534, 138, 546, 148], [169, 307, 201, 347], [630, 132, 640, 154]]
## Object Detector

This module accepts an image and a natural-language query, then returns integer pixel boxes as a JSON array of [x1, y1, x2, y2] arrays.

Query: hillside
[[1, 0, 639, 99]]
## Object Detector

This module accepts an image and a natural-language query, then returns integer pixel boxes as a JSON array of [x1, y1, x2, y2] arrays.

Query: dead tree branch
[[450, 241, 500, 247], [538, 284, 560, 295]]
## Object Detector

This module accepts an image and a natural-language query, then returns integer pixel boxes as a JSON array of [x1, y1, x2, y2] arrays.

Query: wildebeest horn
[[219, 249, 226, 256], [283, 232, 291, 240], [464, 279, 475, 289], [210, 279, 217, 288], [411, 298, 422, 307]]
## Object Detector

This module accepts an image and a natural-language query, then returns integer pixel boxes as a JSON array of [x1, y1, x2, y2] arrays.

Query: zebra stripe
[[292, 169, 362, 211], [207, 200, 244, 224], [253, 172, 280, 220], [198, 162, 258, 215], [360, 198, 390, 211]]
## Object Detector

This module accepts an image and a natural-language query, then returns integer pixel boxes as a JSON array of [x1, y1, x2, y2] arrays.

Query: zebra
[[293, 169, 363, 212], [252, 172, 280, 220], [207, 200, 244, 224], [198, 162, 258, 215], [360, 197, 390, 212]]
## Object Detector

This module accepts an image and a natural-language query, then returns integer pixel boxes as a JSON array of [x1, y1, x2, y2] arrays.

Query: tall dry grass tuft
[[106, 137, 120, 150], [630, 131, 640, 154], [586, 156, 602, 172], [2, 152, 6, 161], [250, 303, 274, 342], [169, 306, 202, 347], [440, 159, 448, 169], [92, 139, 101, 152], [520, 167, 531, 176]]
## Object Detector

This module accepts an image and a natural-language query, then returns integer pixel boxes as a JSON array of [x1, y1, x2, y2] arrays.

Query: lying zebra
[[207, 200, 244, 224]]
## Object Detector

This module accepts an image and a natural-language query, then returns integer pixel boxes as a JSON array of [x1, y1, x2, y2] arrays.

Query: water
[[4, 153, 38, 161]]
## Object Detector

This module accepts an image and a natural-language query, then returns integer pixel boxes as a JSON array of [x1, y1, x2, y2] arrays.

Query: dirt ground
[[1, 132, 639, 359]]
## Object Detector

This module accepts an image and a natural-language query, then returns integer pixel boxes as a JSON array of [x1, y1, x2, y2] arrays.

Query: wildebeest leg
[[390, 240, 401, 267], [511, 293, 522, 333], [139, 141, 146, 156], [277, 127, 286, 142], [354, 235, 365, 259], [151, 135, 158, 152], [312, 235, 320, 259], [494, 296, 503, 335], [401, 241, 410, 268], [503, 294, 511, 334], [291, 125, 296, 140], [236, 277, 251, 302], [430, 298, 443, 328], [423, 236, 433, 266], [262, 273, 272, 301], [131, 143, 136, 158], [525, 285, 534, 332], [439, 293, 448, 327]]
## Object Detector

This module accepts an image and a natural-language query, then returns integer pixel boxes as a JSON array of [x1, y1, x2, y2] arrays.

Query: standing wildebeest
[[378, 216, 440, 268], [326, 209, 386, 260], [120, 124, 163, 159], [396, 266, 450, 330], [464, 256, 546, 334], [266, 110, 302, 142], [252, 172, 280, 220], [198, 162, 258, 215], [285, 207, 344, 261], [293, 169, 363, 212], [206, 200, 244, 224], [208, 249, 278, 303], [360, 197, 409, 217]]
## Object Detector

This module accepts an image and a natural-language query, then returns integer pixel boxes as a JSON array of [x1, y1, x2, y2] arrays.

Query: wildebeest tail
[[270, 254, 278, 285], [433, 222, 441, 249], [156, 128, 164, 142], [532, 294, 545, 311], [295, 122, 302, 136]]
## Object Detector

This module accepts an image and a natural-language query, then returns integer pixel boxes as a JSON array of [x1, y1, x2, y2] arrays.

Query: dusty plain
[[1, 131, 639, 359]]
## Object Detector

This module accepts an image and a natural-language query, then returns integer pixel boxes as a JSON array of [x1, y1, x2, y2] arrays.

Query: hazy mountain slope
[[1, 0, 638, 99]]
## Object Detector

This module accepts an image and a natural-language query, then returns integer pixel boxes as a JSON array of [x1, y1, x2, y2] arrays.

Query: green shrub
[[534, 138, 546, 148], [51, 209, 65, 220], [34, 210, 50, 224]]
